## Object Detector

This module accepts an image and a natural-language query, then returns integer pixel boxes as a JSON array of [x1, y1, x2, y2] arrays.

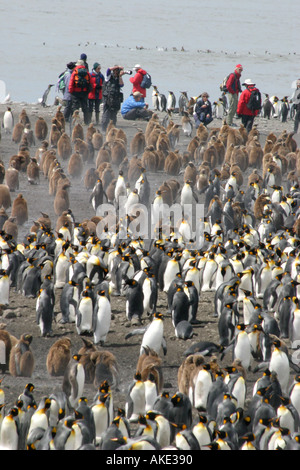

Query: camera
[[123, 70, 133, 75]]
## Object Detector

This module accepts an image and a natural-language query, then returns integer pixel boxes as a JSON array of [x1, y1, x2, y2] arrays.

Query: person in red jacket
[[237, 78, 261, 132], [88, 62, 104, 125], [69, 59, 91, 124], [226, 64, 243, 126], [129, 64, 147, 99]]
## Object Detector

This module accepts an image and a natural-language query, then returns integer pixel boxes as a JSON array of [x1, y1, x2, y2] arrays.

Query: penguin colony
[[0, 99, 299, 450]]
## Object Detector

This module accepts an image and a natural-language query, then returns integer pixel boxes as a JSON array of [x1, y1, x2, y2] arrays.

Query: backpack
[[140, 72, 152, 89], [247, 88, 262, 111], [73, 67, 91, 90], [220, 74, 230, 93], [57, 69, 68, 94]]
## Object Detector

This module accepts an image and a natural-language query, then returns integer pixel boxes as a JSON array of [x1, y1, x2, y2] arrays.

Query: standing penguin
[[36, 283, 55, 337], [125, 312, 166, 357], [0, 269, 10, 307], [0, 406, 19, 450], [269, 339, 290, 394], [125, 278, 144, 324], [125, 373, 146, 422], [62, 354, 85, 409], [167, 91, 176, 111], [92, 290, 112, 346], [181, 111, 193, 137], [2, 107, 14, 134], [60, 280, 80, 324], [76, 288, 94, 335], [171, 285, 190, 328], [232, 323, 252, 371]]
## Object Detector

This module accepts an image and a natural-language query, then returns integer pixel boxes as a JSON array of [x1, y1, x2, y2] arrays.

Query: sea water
[[1, 0, 299, 106]]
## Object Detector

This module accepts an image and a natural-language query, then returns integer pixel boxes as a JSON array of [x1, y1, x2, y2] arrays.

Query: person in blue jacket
[[193, 92, 213, 128], [121, 91, 153, 120]]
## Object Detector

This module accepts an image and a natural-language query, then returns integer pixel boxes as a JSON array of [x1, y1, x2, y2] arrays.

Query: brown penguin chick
[[57, 132, 72, 161], [127, 156, 143, 183], [141, 146, 159, 172], [84, 167, 99, 191], [71, 122, 84, 142], [115, 128, 128, 147], [178, 354, 205, 396], [106, 179, 117, 203], [164, 151, 182, 176], [203, 145, 218, 169], [67, 151, 84, 179], [18, 146, 31, 172], [0, 184, 11, 209], [46, 337, 72, 377], [9, 333, 35, 377], [27, 157, 40, 185], [146, 126, 161, 148], [49, 123, 61, 148], [19, 108, 30, 126], [158, 181, 174, 206], [55, 105, 65, 132], [12, 123, 24, 144], [253, 194, 271, 220], [42, 150, 57, 178], [247, 137, 263, 168], [156, 130, 171, 156], [110, 139, 127, 166], [106, 122, 118, 142], [92, 129, 104, 151], [167, 123, 181, 149], [101, 165, 115, 191], [74, 138, 89, 163], [238, 123, 248, 145], [136, 346, 163, 392], [230, 146, 248, 172], [186, 136, 200, 161], [5, 166, 19, 192], [184, 161, 198, 186], [54, 182, 71, 216], [219, 163, 231, 181], [22, 123, 35, 147], [0, 327, 12, 373], [3, 217, 18, 240], [96, 142, 111, 167], [34, 116, 48, 141], [92, 350, 120, 390], [263, 138, 275, 155], [130, 129, 146, 156], [11, 193, 28, 225], [196, 123, 209, 143], [286, 132, 297, 153]]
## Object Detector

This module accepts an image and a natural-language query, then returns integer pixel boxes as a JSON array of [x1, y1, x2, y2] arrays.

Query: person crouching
[[121, 91, 153, 121]]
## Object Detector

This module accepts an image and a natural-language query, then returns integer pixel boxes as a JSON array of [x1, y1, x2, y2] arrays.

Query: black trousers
[[241, 114, 255, 132], [122, 108, 152, 121], [71, 93, 89, 124], [101, 104, 119, 131]]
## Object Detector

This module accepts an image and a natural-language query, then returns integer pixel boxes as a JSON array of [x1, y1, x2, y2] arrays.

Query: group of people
[[57, 54, 152, 131], [194, 64, 262, 132], [58, 55, 300, 135]]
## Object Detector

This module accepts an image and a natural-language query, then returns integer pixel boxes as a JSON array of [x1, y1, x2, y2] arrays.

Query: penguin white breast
[[234, 332, 251, 369], [193, 369, 213, 410], [141, 319, 163, 354]]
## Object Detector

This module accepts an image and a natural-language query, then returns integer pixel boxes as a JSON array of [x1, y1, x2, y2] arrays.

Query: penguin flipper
[[125, 328, 146, 340]]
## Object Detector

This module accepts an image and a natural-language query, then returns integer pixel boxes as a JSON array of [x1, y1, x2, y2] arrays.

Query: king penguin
[[92, 289, 112, 346], [125, 373, 146, 422], [269, 339, 290, 394], [76, 288, 94, 335], [2, 107, 14, 134], [126, 312, 167, 357], [62, 354, 85, 409], [0, 406, 19, 450]]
